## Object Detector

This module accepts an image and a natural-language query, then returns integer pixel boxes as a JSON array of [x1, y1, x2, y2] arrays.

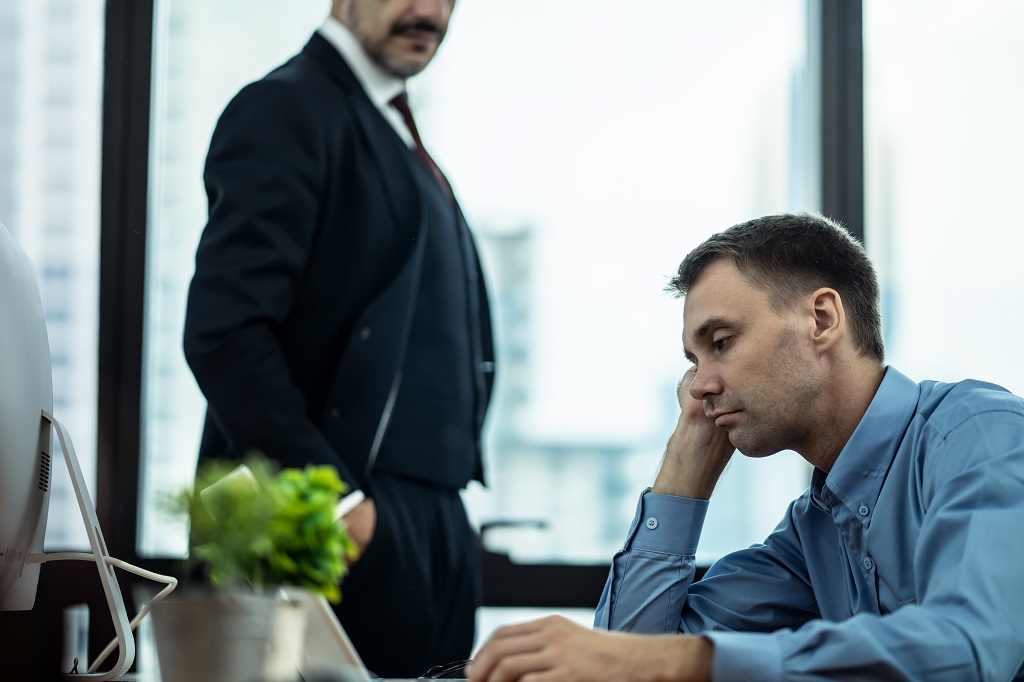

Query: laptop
[[291, 587, 473, 681], [286, 587, 375, 682]]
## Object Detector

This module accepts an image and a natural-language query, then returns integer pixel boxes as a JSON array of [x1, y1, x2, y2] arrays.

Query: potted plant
[[150, 456, 358, 682]]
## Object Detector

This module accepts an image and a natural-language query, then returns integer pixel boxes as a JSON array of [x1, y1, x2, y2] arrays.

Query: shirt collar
[[318, 15, 406, 109], [810, 366, 920, 516]]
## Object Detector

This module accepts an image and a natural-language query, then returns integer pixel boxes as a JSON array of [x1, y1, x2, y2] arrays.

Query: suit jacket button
[[359, 326, 371, 340], [328, 407, 341, 419]]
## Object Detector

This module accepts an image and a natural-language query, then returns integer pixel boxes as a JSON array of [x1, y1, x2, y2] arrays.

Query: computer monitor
[[0, 218, 53, 612], [0, 220, 138, 680]]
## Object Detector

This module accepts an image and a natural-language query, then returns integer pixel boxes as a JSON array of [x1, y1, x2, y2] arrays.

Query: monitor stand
[[37, 411, 135, 680]]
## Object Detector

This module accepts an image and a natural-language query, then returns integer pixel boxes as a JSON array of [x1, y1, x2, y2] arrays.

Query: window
[[419, 0, 814, 565], [139, 0, 814, 573], [0, 0, 104, 550], [864, 1, 1024, 397], [140, 0, 338, 555]]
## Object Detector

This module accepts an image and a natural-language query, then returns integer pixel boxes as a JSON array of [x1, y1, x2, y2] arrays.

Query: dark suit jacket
[[183, 33, 495, 492]]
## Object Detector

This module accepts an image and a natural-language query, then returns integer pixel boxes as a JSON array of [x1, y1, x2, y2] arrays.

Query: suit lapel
[[301, 33, 425, 248]]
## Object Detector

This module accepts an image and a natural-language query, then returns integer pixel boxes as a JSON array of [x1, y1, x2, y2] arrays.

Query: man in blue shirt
[[468, 213, 1024, 681]]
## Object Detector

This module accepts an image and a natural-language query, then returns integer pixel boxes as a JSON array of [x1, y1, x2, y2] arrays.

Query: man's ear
[[809, 288, 844, 352]]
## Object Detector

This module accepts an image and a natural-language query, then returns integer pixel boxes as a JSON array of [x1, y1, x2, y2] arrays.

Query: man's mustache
[[703, 399, 739, 417], [393, 20, 443, 37]]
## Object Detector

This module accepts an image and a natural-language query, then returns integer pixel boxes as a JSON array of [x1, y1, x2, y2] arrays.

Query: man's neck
[[803, 360, 886, 474], [318, 15, 405, 108]]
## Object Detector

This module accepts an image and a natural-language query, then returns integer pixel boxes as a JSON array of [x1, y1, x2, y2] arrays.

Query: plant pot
[[150, 588, 306, 682]]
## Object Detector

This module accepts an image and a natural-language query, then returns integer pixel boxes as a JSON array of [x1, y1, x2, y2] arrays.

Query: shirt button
[[645, 517, 658, 530], [858, 504, 869, 516], [863, 556, 874, 571]]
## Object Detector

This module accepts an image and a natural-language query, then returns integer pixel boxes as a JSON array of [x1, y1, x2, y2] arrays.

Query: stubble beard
[[346, 5, 437, 78], [362, 33, 435, 78], [729, 328, 821, 459], [379, 48, 433, 79]]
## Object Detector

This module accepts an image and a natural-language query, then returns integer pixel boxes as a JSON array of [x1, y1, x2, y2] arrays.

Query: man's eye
[[713, 337, 731, 351]]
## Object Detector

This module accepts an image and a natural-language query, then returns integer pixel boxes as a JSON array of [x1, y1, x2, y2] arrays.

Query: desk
[[111, 678, 465, 682]]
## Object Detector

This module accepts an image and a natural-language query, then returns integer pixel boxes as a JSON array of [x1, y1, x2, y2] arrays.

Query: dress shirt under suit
[[596, 367, 1024, 680]]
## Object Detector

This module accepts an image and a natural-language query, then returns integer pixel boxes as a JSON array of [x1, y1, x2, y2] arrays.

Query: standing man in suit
[[183, 0, 495, 676]]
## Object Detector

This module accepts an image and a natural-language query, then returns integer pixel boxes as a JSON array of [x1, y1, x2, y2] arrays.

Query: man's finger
[[469, 649, 555, 682]]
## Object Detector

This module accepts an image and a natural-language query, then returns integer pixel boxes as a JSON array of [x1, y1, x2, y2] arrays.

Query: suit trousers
[[333, 473, 480, 678]]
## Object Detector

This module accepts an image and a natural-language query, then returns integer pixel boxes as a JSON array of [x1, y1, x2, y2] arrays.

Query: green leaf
[[168, 453, 356, 602]]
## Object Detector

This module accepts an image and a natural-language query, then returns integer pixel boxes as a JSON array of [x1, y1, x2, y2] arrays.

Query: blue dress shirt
[[595, 367, 1024, 681]]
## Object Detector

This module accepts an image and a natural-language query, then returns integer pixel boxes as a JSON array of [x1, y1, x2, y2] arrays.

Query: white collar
[[318, 15, 405, 110]]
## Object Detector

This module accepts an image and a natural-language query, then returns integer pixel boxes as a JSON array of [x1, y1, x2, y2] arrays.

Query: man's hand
[[341, 497, 376, 558], [652, 366, 736, 499], [467, 615, 712, 682]]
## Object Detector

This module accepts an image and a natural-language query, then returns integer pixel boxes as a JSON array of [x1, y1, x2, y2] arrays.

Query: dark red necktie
[[390, 92, 451, 197]]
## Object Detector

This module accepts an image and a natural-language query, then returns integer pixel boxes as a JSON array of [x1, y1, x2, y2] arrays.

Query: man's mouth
[[393, 21, 441, 40], [714, 412, 739, 428], [706, 409, 740, 428]]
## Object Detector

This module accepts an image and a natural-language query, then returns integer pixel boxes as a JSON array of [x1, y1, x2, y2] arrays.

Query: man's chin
[[730, 434, 779, 459], [381, 49, 435, 78]]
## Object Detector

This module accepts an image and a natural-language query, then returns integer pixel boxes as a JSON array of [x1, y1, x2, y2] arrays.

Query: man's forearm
[[651, 447, 722, 499], [651, 421, 734, 499], [653, 369, 735, 499]]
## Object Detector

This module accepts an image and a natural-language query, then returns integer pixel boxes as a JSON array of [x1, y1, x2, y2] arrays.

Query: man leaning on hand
[[469, 213, 1024, 682]]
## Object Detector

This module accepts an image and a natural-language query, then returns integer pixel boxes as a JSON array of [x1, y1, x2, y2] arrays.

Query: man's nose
[[688, 367, 720, 400], [411, 0, 453, 22]]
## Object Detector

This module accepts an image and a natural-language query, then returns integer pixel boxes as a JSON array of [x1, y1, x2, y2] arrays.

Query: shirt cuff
[[705, 631, 783, 682], [627, 492, 709, 555]]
